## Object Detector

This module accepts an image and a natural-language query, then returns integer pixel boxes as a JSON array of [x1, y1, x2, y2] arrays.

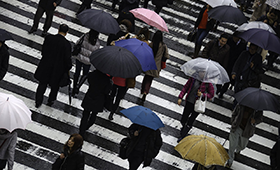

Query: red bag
[[161, 61, 166, 69]]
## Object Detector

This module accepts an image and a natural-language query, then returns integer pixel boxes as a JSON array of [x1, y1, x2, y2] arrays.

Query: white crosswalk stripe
[[0, 0, 279, 169]]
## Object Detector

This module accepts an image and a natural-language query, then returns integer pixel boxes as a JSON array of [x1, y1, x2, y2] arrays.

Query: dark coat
[[38, 0, 62, 10], [34, 34, 72, 87], [0, 43, 9, 80], [201, 39, 230, 69], [52, 148, 85, 170], [152, 0, 168, 7], [81, 70, 112, 112], [127, 124, 162, 167], [270, 138, 280, 170], [119, 0, 139, 13], [195, 6, 216, 31], [107, 30, 128, 46]]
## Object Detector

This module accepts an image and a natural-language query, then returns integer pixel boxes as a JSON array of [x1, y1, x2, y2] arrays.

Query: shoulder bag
[[72, 34, 85, 56], [187, 29, 197, 42], [119, 137, 131, 159]]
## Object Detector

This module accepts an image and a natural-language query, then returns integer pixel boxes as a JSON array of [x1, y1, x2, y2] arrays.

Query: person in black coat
[[126, 124, 162, 170], [143, 0, 172, 14], [52, 134, 85, 170], [0, 41, 9, 81], [34, 24, 72, 108], [28, 0, 62, 36], [270, 123, 280, 170], [79, 70, 112, 137]]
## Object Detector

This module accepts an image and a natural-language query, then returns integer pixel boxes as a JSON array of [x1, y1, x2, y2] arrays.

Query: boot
[[77, 75, 88, 91], [72, 74, 79, 97], [108, 112, 114, 120], [193, 44, 201, 58]]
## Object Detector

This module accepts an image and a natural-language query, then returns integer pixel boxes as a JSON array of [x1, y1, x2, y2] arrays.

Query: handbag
[[194, 94, 207, 113], [187, 29, 197, 42], [126, 77, 136, 88], [72, 34, 85, 56], [119, 137, 130, 159]]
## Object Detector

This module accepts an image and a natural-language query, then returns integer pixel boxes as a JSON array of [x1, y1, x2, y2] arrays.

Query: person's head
[[232, 32, 241, 43], [58, 24, 69, 36], [89, 29, 99, 45], [64, 134, 83, 153], [151, 30, 163, 56], [206, 4, 212, 11], [120, 19, 132, 33], [248, 43, 259, 55], [137, 26, 150, 41], [219, 33, 229, 47]]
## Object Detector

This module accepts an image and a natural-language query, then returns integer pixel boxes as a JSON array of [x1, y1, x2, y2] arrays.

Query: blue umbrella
[[115, 38, 157, 72], [120, 106, 164, 130]]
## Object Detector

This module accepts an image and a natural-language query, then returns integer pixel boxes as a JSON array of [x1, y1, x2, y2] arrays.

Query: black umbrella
[[234, 87, 280, 112], [0, 29, 13, 42], [90, 46, 142, 78], [208, 5, 247, 26], [77, 9, 120, 35], [237, 28, 280, 55]]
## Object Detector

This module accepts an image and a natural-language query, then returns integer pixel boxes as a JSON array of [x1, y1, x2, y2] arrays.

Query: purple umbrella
[[237, 28, 280, 55]]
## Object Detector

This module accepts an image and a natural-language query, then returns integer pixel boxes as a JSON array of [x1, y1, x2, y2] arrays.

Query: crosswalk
[[0, 0, 279, 169]]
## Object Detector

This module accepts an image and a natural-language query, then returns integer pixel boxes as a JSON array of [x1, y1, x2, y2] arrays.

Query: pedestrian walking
[[270, 124, 280, 170], [72, 29, 100, 97], [226, 104, 263, 168], [79, 70, 112, 138], [0, 129, 17, 170], [140, 30, 169, 101], [119, 0, 139, 14], [107, 19, 132, 46], [143, 0, 173, 14], [28, 0, 62, 36], [193, 4, 216, 58], [76, 0, 93, 15], [0, 41, 9, 81], [177, 75, 214, 142], [52, 134, 85, 170], [34, 24, 72, 108], [126, 123, 162, 170], [250, 0, 267, 21], [231, 43, 263, 94]]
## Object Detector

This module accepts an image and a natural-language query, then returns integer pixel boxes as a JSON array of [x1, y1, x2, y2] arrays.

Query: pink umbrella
[[129, 8, 169, 32]]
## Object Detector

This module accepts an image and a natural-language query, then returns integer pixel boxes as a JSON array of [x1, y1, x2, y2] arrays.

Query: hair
[[89, 29, 99, 45], [120, 19, 132, 32], [59, 24, 69, 34], [151, 30, 163, 57], [63, 134, 83, 154], [137, 26, 150, 41], [249, 43, 258, 49], [219, 33, 229, 40]]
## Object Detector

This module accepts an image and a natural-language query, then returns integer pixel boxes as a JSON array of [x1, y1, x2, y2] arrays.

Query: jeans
[[195, 29, 209, 46], [79, 109, 98, 137]]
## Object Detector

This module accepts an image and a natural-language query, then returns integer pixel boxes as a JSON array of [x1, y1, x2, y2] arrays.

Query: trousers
[[31, 6, 54, 32], [35, 82, 59, 105]]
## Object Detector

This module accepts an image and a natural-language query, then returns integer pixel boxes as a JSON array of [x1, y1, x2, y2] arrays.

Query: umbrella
[[120, 106, 164, 130], [180, 58, 230, 84], [90, 46, 142, 78], [175, 135, 229, 167], [237, 28, 280, 55], [129, 8, 169, 32], [208, 5, 247, 25], [202, 0, 237, 8], [236, 21, 276, 34], [234, 87, 280, 112], [77, 9, 120, 35], [0, 92, 32, 132], [0, 29, 13, 42], [266, 0, 280, 10], [115, 38, 157, 72]]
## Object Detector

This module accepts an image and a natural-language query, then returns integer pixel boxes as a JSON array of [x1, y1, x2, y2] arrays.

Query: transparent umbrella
[[181, 58, 229, 84], [202, 0, 237, 8], [236, 21, 276, 34]]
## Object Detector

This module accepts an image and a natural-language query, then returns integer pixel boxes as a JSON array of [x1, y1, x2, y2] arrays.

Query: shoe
[[218, 93, 224, 99], [226, 162, 232, 168], [108, 113, 114, 120], [35, 103, 42, 108], [28, 28, 37, 34], [141, 93, 147, 101], [47, 101, 54, 107], [41, 31, 48, 37]]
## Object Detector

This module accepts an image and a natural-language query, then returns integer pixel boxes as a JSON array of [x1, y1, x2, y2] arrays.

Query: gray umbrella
[[90, 46, 142, 78], [234, 87, 280, 113], [77, 9, 120, 35]]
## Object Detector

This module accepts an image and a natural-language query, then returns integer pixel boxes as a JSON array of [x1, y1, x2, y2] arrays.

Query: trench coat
[[34, 34, 72, 87], [81, 70, 112, 112], [0, 43, 9, 80]]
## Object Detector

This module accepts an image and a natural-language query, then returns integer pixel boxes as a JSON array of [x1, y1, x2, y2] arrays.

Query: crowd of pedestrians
[[0, 0, 280, 169]]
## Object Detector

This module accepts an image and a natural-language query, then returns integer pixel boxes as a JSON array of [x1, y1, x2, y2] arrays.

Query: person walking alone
[[34, 24, 72, 108]]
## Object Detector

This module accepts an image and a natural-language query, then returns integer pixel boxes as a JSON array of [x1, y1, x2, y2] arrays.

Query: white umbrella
[[266, 0, 280, 10], [236, 21, 276, 34], [181, 58, 230, 84], [202, 0, 237, 8], [0, 92, 32, 132]]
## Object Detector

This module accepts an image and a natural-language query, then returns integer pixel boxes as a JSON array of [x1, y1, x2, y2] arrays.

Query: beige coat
[[250, 0, 267, 21], [145, 42, 169, 78]]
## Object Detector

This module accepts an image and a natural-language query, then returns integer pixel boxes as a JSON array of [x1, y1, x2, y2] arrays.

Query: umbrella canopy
[[0, 29, 13, 42], [266, 0, 280, 10], [0, 92, 32, 132], [202, 0, 237, 8], [115, 38, 157, 72], [129, 8, 169, 32], [77, 9, 120, 35], [234, 87, 280, 112], [208, 5, 247, 25], [237, 28, 280, 55], [120, 106, 164, 130], [175, 135, 229, 167], [90, 46, 142, 78], [236, 21, 276, 34], [180, 58, 230, 84]]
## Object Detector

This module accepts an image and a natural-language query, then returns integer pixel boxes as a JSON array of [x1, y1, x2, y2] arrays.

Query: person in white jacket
[[0, 129, 17, 170]]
